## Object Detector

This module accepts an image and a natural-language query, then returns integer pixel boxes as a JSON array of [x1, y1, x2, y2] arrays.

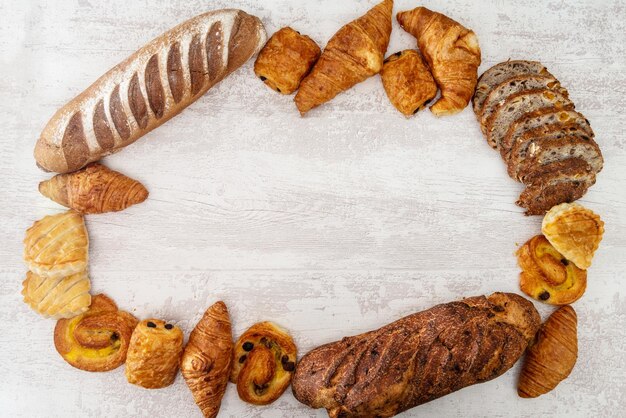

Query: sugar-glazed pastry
[[54, 294, 138, 372], [542, 202, 604, 269], [380, 49, 438, 116], [517, 235, 587, 305], [24, 210, 88, 279], [22, 270, 91, 319], [125, 319, 184, 389], [518, 305, 578, 398], [230, 322, 297, 405], [181, 301, 233, 418], [254, 27, 321, 95]]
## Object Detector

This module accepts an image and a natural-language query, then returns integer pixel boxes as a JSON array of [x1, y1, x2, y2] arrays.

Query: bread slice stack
[[473, 60, 603, 215]]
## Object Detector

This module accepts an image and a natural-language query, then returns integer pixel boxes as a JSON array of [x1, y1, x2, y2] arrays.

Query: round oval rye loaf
[[34, 10, 267, 173], [478, 74, 565, 134], [485, 89, 573, 149], [473, 60, 552, 117], [292, 293, 540, 418], [501, 108, 593, 160]]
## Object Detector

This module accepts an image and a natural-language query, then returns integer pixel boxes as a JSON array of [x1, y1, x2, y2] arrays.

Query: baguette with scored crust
[[34, 10, 266, 173]]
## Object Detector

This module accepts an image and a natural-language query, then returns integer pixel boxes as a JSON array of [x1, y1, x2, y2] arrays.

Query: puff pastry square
[[22, 270, 91, 319]]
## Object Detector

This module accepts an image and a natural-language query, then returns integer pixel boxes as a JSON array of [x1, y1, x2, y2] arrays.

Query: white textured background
[[1, 0, 625, 417]]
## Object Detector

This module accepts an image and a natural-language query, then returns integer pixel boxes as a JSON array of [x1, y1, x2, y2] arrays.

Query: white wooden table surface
[[1, 0, 625, 417]]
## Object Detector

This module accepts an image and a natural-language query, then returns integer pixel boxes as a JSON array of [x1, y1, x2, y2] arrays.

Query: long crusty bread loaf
[[35, 10, 266, 173], [292, 293, 540, 418]]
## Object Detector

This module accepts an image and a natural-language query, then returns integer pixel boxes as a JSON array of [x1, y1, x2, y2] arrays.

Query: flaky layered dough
[[181, 301, 233, 418], [39, 163, 148, 214], [397, 7, 481, 116], [54, 294, 138, 372], [292, 293, 539, 418], [22, 270, 91, 319], [295, 0, 393, 114], [230, 321, 297, 405]]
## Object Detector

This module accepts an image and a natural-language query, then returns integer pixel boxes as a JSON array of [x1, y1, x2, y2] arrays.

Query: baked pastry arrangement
[[473, 60, 604, 215]]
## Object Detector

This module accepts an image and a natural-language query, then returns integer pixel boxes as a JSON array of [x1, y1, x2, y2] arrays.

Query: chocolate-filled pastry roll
[[254, 27, 321, 94], [381, 49, 437, 116], [125, 319, 184, 389]]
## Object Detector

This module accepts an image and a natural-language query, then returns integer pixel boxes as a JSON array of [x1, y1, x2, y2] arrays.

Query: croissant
[[230, 322, 297, 405], [39, 163, 148, 214], [181, 301, 233, 418], [518, 306, 578, 398], [22, 270, 91, 319], [54, 294, 138, 372], [294, 0, 393, 114], [397, 7, 481, 116]]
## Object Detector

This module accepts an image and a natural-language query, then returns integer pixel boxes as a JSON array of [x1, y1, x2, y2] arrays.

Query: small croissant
[[295, 0, 393, 114], [39, 163, 148, 214], [397, 7, 481, 116]]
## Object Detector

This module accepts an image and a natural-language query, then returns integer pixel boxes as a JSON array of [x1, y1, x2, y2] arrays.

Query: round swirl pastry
[[230, 321, 297, 405], [517, 235, 587, 305], [54, 294, 138, 372], [125, 319, 184, 389]]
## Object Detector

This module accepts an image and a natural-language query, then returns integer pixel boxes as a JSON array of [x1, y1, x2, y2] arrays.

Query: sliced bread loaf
[[473, 60, 552, 117], [485, 89, 573, 149], [501, 108, 593, 160], [478, 75, 565, 134]]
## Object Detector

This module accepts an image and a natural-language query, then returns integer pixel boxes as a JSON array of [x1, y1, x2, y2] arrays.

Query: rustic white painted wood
[[1, 0, 625, 416]]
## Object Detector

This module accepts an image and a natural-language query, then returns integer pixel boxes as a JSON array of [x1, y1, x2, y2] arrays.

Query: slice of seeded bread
[[478, 75, 566, 135], [513, 135, 603, 183], [473, 60, 552, 117], [517, 158, 595, 215], [485, 89, 573, 149], [501, 108, 593, 160], [507, 124, 595, 180]]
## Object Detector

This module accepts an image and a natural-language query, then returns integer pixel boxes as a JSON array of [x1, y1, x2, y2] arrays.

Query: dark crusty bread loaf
[[473, 60, 551, 117], [292, 293, 540, 418], [501, 108, 593, 160], [34, 10, 266, 173], [478, 75, 565, 134], [517, 158, 595, 215], [485, 89, 573, 149]]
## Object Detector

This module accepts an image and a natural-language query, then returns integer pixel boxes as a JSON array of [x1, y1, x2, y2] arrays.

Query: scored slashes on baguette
[[35, 10, 266, 173]]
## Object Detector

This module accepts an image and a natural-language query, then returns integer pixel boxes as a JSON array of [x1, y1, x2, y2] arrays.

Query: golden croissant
[[397, 7, 481, 116], [39, 163, 148, 214], [181, 301, 233, 418], [294, 0, 393, 114]]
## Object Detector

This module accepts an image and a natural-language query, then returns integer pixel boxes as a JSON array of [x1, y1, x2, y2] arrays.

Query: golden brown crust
[[125, 319, 184, 389], [23, 210, 89, 279], [181, 301, 233, 418], [517, 235, 587, 305], [292, 293, 540, 417], [254, 27, 321, 95], [230, 322, 297, 405], [542, 203, 604, 269], [54, 294, 138, 372], [34, 10, 266, 173], [380, 49, 437, 116], [38, 163, 148, 214], [397, 7, 481, 116], [22, 270, 91, 319], [295, 0, 393, 114], [518, 306, 578, 398]]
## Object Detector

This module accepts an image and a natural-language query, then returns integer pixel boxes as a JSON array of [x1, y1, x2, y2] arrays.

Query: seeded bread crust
[[473, 60, 551, 117], [485, 89, 573, 149], [478, 75, 565, 135], [507, 124, 595, 180], [501, 108, 593, 160]]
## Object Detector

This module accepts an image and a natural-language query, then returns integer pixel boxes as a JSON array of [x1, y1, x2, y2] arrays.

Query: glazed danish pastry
[[23, 210, 89, 279], [230, 321, 297, 405], [54, 294, 138, 372], [22, 270, 91, 319], [125, 319, 184, 389]]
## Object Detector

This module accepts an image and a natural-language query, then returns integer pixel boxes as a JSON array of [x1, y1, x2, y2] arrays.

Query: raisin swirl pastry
[[54, 294, 138, 372], [230, 322, 297, 405], [125, 319, 184, 389]]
